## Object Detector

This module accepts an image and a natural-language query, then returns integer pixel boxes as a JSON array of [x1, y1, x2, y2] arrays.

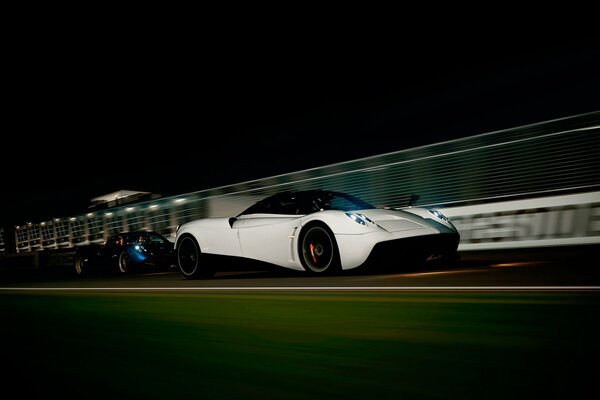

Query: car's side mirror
[[408, 194, 420, 207]]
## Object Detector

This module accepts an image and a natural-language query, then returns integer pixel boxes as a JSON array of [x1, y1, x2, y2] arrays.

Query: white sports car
[[175, 189, 460, 278]]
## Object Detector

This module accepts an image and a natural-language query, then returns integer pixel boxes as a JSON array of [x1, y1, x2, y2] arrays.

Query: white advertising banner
[[440, 191, 600, 250]]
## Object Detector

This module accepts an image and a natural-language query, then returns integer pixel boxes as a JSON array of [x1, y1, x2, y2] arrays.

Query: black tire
[[118, 250, 130, 274], [177, 234, 214, 279], [74, 253, 85, 276], [299, 223, 341, 274]]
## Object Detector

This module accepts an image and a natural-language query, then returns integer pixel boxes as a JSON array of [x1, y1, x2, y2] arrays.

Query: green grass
[[2, 291, 599, 399]]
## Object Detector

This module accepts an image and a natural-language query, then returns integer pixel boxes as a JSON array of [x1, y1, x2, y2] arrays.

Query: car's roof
[[267, 189, 339, 198], [237, 189, 375, 216], [112, 230, 155, 235]]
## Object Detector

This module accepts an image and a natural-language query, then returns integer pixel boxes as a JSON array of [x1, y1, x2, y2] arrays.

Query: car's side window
[[273, 194, 296, 214], [105, 236, 117, 248]]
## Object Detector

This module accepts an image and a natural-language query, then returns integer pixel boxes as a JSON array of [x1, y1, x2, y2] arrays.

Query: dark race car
[[74, 230, 175, 276]]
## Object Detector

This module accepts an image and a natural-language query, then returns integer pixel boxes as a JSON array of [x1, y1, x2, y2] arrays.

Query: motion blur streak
[[401, 269, 487, 277], [2, 286, 600, 291], [490, 262, 544, 268]]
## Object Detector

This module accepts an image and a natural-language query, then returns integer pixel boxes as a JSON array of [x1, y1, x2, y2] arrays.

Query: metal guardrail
[[8, 110, 600, 253]]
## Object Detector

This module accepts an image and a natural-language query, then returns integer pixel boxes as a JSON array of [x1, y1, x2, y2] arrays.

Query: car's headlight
[[428, 209, 448, 221], [134, 244, 149, 253], [345, 212, 375, 226]]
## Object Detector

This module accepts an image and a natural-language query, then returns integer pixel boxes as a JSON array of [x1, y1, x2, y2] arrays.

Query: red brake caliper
[[309, 243, 318, 264]]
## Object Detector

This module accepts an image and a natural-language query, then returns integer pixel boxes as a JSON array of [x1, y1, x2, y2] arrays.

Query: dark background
[[2, 31, 599, 227]]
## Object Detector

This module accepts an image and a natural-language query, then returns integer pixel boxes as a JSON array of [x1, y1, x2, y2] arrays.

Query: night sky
[[2, 32, 599, 227]]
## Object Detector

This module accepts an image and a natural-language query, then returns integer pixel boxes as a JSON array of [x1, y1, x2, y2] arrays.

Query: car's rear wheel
[[177, 234, 214, 279], [118, 251, 130, 274], [299, 223, 341, 274]]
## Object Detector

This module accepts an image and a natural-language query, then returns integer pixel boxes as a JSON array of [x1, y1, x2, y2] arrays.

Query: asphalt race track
[[2, 245, 599, 400], [1, 245, 599, 289]]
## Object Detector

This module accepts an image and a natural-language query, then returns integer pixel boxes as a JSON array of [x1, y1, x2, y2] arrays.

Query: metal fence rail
[[9, 110, 600, 253]]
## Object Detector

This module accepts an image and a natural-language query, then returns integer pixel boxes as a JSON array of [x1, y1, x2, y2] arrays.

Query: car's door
[[97, 235, 122, 265], [234, 214, 301, 266]]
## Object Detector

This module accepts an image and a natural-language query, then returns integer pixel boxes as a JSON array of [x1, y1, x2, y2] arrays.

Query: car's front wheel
[[299, 223, 341, 274], [177, 234, 214, 279], [74, 253, 85, 276], [118, 251, 130, 274]]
